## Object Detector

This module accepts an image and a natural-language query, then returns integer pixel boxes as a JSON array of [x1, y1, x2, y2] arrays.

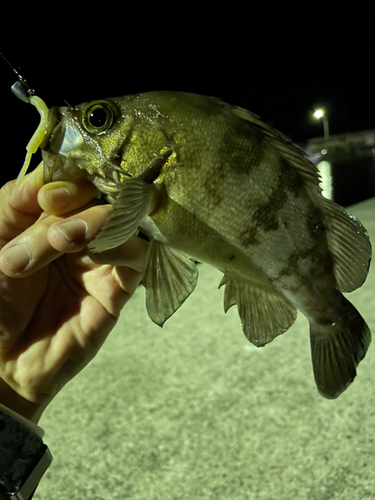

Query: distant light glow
[[313, 109, 325, 119], [321, 148, 327, 154], [317, 160, 333, 199]]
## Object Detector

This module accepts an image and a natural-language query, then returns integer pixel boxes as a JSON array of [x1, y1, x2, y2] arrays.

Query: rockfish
[[22, 91, 371, 399]]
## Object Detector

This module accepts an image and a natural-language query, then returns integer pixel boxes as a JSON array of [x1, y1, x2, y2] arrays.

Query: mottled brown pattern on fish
[[250, 178, 288, 232], [274, 241, 334, 294], [280, 159, 305, 197], [204, 163, 226, 206], [324, 256, 334, 274], [274, 253, 301, 284], [273, 269, 312, 291], [239, 226, 259, 247], [306, 208, 323, 238], [219, 122, 267, 176]]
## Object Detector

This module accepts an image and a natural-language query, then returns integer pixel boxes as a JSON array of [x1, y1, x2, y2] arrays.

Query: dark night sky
[[1, 2, 374, 184]]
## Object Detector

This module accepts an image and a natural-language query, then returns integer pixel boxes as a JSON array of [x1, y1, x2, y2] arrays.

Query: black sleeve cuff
[[0, 409, 52, 500]]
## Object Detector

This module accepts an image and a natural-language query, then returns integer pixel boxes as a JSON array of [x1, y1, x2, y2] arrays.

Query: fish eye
[[89, 108, 108, 128], [82, 100, 119, 135]]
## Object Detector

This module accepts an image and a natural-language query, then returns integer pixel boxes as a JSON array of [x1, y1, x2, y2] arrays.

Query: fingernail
[[0, 243, 31, 274], [45, 187, 71, 210], [53, 219, 88, 242]]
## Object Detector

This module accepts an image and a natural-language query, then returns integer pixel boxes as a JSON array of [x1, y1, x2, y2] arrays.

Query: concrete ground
[[35, 198, 375, 500]]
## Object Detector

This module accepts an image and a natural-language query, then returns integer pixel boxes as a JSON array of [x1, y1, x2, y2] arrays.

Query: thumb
[[4, 162, 45, 215]]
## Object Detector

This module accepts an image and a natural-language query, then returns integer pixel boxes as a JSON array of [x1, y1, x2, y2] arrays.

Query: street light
[[313, 108, 330, 139]]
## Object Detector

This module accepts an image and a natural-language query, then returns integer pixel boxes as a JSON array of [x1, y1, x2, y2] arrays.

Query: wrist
[[0, 379, 46, 424]]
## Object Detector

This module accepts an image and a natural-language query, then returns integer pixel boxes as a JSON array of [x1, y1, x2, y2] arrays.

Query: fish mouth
[[42, 150, 67, 183], [41, 106, 81, 183]]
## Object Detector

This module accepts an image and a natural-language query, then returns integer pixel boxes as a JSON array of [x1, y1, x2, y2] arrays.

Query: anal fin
[[220, 274, 297, 347], [143, 240, 199, 326]]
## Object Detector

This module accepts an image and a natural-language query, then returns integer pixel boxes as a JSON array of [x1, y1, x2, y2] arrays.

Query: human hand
[[0, 163, 148, 423]]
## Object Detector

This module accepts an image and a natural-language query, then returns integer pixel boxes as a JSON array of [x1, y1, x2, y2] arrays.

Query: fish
[[32, 91, 371, 399]]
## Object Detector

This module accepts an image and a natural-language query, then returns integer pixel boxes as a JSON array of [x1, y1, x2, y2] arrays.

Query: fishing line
[[0, 51, 35, 98]]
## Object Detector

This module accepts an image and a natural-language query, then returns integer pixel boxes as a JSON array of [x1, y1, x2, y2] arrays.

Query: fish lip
[[40, 106, 65, 150], [41, 106, 73, 183], [41, 106, 62, 184]]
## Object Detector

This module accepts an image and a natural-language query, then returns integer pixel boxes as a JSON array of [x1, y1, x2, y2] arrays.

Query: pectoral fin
[[143, 240, 199, 326], [88, 178, 154, 253], [220, 275, 297, 346]]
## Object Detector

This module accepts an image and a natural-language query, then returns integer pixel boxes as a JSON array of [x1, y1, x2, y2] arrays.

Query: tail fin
[[310, 296, 371, 399]]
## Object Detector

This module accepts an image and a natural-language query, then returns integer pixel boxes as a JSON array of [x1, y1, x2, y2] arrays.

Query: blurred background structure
[[301, 128, 375, 206]]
